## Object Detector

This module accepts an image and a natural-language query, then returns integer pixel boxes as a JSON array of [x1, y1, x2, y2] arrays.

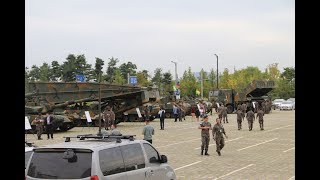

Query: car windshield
[[27, 149, 92, 179]]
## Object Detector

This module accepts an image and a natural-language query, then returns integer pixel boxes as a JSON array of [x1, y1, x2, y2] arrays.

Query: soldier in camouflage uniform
[[32, 113, 44, 140], [212, 118, 228, 156], [246, 108, 255, 131], [103, 106, 115, 130], [217, 104, 223, 120], [236, 108, 243, 130], [222, 105, 228, 123], [241, 103, 247, 121], [198, 114, 212, 155], [256, 108, 265, 130]]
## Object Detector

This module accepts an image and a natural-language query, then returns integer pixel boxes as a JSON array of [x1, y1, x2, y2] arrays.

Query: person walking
[[246, 108, 255, 131], [198, 114, 212, 155], [103, 106, 115, 130], [212, 118, 228, 156], [222, 105, 228, 123], [256, 108, 265, 130], [142, 120, 154, 144], [173, 105, 179, 122], [44, 112, 54, 139], [32, 113, 44, 140], [158, 106, 165, 130], [236, 108, 243, 130]]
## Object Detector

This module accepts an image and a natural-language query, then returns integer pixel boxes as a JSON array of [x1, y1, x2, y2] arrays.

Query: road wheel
[[165, 112, 171, 118]]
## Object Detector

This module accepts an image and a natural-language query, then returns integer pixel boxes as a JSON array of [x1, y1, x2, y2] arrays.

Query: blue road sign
[[76, 74, 86, 82], [129, 76, 138, 84]]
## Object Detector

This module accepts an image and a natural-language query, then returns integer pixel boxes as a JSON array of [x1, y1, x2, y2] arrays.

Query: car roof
[[34, 139, 146, 151]]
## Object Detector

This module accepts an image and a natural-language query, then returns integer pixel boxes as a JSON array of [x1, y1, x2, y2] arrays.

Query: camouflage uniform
[[103, 107, 115, 130], [212, 123, 227, 156], [199, 121, 212, 155], [256, 109, 264, 130], [222, 106, 228, 123], [236, 109, 243, 130], [144, 106, 151, 120], [246, 110, 255, 131], [32, 115, 43, 140], [241, 103, 247, 120], [217, 106, 223, 119]]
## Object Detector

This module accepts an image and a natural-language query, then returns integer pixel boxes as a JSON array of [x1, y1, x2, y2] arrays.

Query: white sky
[[25, 0, 294, 78]]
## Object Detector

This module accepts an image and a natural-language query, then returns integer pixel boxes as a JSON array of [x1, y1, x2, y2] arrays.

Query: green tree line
[[25, 54, 294, 99]]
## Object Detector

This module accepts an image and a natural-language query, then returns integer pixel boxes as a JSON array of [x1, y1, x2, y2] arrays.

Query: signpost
[[129, 76, 138, 85], [76, 74, 86, 82]]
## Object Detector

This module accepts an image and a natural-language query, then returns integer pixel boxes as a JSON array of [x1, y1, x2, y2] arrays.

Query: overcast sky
[[25, 0, 294, 78]]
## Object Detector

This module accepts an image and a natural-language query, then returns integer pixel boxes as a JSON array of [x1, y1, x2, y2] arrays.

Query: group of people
[[235, 105, 265, 131], [198, 115, 228, 156], [32, 112, 54, 140]]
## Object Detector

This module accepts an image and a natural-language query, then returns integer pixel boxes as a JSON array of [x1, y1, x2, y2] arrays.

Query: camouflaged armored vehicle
[[25, 82, 158, 128], [210, 80, 275, 114]]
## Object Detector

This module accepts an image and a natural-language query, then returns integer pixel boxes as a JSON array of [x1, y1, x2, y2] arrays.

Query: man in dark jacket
[[44, 112, 54, 139]]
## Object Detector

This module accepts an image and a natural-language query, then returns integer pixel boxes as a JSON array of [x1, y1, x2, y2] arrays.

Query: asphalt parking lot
[[26, 109, 295, 179]]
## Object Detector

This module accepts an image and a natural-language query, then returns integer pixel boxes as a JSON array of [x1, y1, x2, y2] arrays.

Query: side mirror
[[149, 157, 158, 163], [160, 155, 167, 163]]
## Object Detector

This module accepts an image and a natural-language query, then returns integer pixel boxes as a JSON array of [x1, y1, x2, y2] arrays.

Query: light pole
[[214, 54, 218, 89], [171, 61, 178, 85]]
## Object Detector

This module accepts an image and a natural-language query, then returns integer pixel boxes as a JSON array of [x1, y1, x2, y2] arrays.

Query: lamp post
[[214, 54, 218, 89], [97, 72, 102, 135], [171, 61, 178, 85]]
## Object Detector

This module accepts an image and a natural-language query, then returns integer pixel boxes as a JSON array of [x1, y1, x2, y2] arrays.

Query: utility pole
[[98, 72, 102, 135], [201, 70, 203, 99], [171, 61, 178, 85], [215, 54, 219, 89]]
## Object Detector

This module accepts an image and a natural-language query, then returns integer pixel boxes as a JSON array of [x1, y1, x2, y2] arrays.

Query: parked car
[[279, 101, 294, 111], [287, 98, 295, 110], [25, 134, 176, 180], [272, 99, 285, 110]]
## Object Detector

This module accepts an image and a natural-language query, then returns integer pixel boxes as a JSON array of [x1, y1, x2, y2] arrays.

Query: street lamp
[[171, 61, 178, 85], [214, 54, 218, 89]]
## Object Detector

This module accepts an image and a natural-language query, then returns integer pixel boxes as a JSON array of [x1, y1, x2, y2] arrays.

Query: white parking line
[[283, 147, 295, 153], [213, 164, 254, 179], [194, 137, 243, 150], [288, 176, 295, 180], [157, 138, 201, 148], [174, 161, 202, 171], [237, 138, 278, 151], [263, 125, 293, 133]]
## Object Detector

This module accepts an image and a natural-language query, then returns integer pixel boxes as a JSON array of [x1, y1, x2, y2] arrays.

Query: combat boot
[[204, 150, 209, 156], [201, 147, 204, 155], [216, 150, 221, 156]]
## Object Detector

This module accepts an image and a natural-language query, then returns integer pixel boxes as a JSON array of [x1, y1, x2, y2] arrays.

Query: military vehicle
[[210, 80, 275, 114], [25, 82, 158, 129]]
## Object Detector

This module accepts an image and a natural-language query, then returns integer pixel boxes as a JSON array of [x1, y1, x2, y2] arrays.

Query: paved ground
[[26, 109, 295, 180]]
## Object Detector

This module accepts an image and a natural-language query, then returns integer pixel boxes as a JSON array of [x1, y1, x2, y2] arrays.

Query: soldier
[[262, 101, 267, 113], [256, 108, 265, 130], [237, 104, 242, 112], [217, 104, 223, 120], [236, 108, 243, 130], [241, 103, 247, 121], [144, 105, 151, 121], [246, 108, 255, 131], [198, 114, 212, 155], [103, 106, 115, 130], [32, 113, 44, 140], [222, 105, 228, 123], [212, 118, 228, 156]]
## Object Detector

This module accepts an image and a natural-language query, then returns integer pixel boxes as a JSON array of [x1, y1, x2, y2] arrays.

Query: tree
[[137, 70, 151, 87], [119, 61, 137, 81], [38, 62, 51, 82], [208, 68, 216, 89], [162, 71, 173, 95], [28, 65, 40, 82], [113, 69, 126, 84], [50, 61, 62, 81], [105, 57, 119, 83], [75, 54, 93, 81], [180, 67, 197, 97], [94, 58, 104, 82], [151, 68, 163, 93], [61, 54, 77, 82]]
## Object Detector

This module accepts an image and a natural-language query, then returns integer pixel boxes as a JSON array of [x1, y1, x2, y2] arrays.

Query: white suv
[[25, 134, 176, 180]]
